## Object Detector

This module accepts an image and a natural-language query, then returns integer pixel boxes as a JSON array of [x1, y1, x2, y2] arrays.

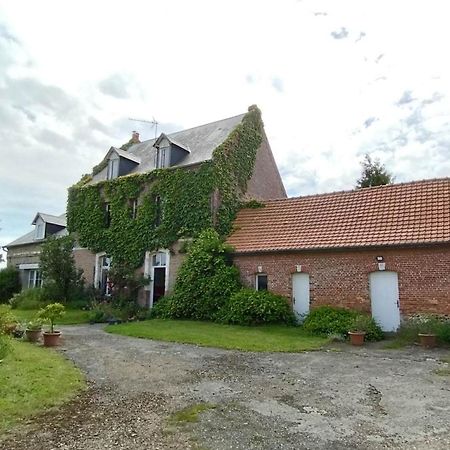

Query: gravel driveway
[[1, 325, 449, 450]]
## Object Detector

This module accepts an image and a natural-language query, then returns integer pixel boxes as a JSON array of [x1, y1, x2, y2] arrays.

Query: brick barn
[[227, 178, 450, 331]]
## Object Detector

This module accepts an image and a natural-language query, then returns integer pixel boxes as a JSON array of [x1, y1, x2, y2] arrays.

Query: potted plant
[[26, 318, 43, 343], [416, 315, 438, 349], [37, 303, 65, 347], [348, 315, 372, 346]]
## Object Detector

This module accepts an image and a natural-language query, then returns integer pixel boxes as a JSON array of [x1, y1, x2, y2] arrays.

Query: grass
[[169, 403, 217, 424], [12, 309, 90, 325], [106, 319, 329, 352], [0, 340, 85, 432]]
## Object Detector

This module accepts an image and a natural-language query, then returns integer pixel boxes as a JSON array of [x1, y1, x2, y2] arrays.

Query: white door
[[292, 273, 310, 319], [369, 271, 400, 331]]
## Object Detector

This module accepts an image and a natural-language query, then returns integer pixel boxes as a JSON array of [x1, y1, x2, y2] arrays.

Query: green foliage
[[395, 315, 450, 345], [67, 106, 263, 269], [218, 289, 296, 326], [0, 267, 21, 304], [155, 229, 241, 321], [303, 306, 383, 341], [356, 154, 394, 188], [26, 318, 43, 331], [0, 305, 17, 335], [9, 288, 47, 310], [40, 235, 84, 303], [37, 302, 66, 333]]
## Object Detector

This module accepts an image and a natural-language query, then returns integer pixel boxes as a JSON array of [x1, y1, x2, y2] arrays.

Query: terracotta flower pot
[[348, 331, 366, 346], [43, 331, 62, 347], [418, 333, 437, 349], [26, 329, 42, 343]]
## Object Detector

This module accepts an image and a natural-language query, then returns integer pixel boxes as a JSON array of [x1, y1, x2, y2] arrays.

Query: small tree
[[356, 154, 394, 188], [0, 267, 21, 303], [38, 303, 65, 333], [40, 235, 83, 303]]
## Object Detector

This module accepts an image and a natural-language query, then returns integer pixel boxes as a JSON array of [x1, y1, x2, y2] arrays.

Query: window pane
[[257, 274, 268, 291]]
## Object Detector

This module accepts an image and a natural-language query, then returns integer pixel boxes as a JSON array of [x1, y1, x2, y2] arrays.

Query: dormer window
[[155, 147, 168, 169], [107, 155, 120, 180], [35, 222, 45, 239]]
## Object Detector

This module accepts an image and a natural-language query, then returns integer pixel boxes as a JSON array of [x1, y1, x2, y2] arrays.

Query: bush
[[165, 229, 241, 320], [0, 305, 17, 335], [303, 306, 383, 341], [9, 288, 48, 310], [0, 267, 21, 303], [149, 296, 174, 319], [397, 315, 450, 345], [37, 303, 65, 333], [218, 289, 296, 325]]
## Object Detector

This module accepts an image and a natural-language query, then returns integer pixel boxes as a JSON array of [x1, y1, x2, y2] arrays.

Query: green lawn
[[0, 340, 85, 432], [106, 319, 329, 352], [13, 309, 90, 325]]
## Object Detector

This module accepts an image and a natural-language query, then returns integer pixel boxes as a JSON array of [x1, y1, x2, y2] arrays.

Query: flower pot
[[348, 331, 366, 346], [418, 333, 437, 349], [26, 329, 42, 343], [43, 331, 62, 347]]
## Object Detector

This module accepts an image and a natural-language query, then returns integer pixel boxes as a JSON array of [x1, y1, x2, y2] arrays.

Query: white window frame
[[144, 249, 170, 308], [35, 219, 45, 239], [28, 269, 43, 288], [107, 155, 120, 180]]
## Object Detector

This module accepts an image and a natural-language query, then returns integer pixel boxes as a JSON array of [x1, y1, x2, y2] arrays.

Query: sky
[[1, 0, 449, 264]]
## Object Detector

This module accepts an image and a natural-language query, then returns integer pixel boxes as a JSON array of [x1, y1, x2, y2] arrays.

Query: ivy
[[67, 106, 263, 268]]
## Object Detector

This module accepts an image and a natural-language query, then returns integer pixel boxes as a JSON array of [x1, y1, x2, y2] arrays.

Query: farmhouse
[[67, 106, 286, 306], [227, 178, 450, 330]]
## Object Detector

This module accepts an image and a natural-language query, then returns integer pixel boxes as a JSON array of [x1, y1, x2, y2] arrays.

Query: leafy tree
[[40, 235, 83, 303], [356, 154, 393, 188], [0, 267, 21, 303]]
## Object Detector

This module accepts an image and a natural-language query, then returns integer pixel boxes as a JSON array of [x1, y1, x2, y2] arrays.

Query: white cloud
[[1, 0, 450, 263]]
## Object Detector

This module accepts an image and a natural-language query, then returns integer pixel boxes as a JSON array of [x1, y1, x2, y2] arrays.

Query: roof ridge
[[131, 112, 246, 146], [263, 177, 450, 205]]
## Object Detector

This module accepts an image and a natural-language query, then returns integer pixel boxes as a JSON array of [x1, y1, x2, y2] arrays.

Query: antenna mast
[[128, 117, 159, 139]]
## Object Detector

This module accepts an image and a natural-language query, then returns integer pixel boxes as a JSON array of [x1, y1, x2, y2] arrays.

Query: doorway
[[369, 271, 400, 331], [145, 250, 169, 308], [292, 273, 310, 319]]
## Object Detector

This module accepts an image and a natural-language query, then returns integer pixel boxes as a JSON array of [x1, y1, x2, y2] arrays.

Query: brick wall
[[233, 245, 450, 316]]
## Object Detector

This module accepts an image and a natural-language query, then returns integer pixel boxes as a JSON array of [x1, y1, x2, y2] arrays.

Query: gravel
[[1, 324, 449, 449]]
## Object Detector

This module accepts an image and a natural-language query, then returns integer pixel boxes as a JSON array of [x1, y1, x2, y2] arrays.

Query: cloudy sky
[[1, 0, 449, 263]]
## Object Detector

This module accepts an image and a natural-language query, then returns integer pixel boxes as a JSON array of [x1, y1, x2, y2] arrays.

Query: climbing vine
[[67, 106, 263, 268]]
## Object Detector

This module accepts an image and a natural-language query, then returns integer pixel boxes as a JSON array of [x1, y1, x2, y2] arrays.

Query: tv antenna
[[128, 117, 159, 139]]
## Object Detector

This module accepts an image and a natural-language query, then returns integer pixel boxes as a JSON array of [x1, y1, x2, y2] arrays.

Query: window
[[130, 199, 138, 219], [152, 251, 167, 267], [104, 203, 111, 227], [155, 147, 168, 169], [107, 157, 119, 180], [154, 195, 162, 226], [28, 270, 43, 288], [256, 274, 268, 291], [35, 222, 45, 239]]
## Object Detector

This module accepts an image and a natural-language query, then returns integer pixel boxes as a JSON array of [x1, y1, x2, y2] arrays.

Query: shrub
[[37, 303, 65, 333], [9, 288, 48, 310], [0, 305, 17, 335], [218, 289, 296, 325], [166, 229, 241, 320], [150, 296, 174, 319], [0, 267, 21, 303], [303, 306, 383, 341], [397, 315, 450, 345]]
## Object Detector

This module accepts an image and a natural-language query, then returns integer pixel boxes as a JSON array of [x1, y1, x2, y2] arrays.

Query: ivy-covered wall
[[67, 106, 263, 268]]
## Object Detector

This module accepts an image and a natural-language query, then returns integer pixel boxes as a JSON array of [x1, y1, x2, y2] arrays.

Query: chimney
[[131, 131, 140, 143]]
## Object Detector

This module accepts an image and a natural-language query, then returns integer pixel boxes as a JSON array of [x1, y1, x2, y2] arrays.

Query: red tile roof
[[227, 178, 450, 253]]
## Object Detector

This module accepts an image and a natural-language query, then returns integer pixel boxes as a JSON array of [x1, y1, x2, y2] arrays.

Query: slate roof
[[6, 214, 67, 248], [227, 178, 450, 253], [91, 113, 246, 183]]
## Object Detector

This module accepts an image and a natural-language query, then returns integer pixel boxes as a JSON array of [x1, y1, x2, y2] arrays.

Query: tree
[[0, 267, 21, 303], [356, 154, 394, 188], [40, 235, 83, 303]]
